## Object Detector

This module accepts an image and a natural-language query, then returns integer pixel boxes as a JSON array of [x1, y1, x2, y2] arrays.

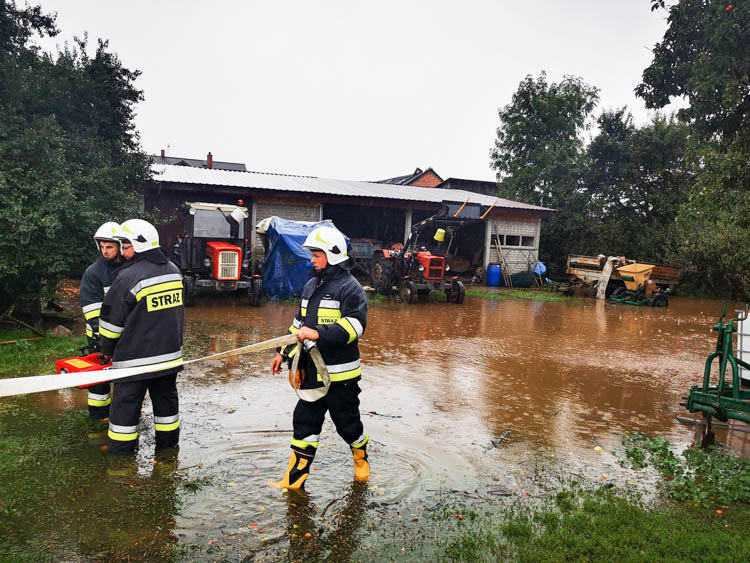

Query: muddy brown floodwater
[[8, 292, 750, 560]]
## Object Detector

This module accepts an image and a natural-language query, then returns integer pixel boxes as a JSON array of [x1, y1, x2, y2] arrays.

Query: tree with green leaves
[[637, 0, 750, 296], [586, 109, 691, 263], [490, 72, 600, 270], [0, 1, 151, 317]]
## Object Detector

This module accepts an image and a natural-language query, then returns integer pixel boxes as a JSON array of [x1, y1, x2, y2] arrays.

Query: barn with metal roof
[[144, 158, 554, 280]]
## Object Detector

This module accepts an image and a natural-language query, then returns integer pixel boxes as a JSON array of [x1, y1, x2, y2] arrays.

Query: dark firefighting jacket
[[282, 265, 367, 388], [100, 249, 184, 382], [80, 257, 121, 345]]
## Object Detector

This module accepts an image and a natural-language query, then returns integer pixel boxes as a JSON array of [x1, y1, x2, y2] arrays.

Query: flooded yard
[[2, 291, 746, 560]]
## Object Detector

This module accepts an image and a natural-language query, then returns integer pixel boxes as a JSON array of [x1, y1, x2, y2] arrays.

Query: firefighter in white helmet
[[270, 226, 370, 489], [79, 221, 122, 420], [99, 219, 185, 454]]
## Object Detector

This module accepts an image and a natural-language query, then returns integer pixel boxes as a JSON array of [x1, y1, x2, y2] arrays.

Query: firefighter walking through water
[[99, 219, 184, 455], [270, 226, 370, 489], [79, 222, 122, 420]]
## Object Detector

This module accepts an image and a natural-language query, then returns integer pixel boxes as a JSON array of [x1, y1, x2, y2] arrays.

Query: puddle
[[1, 292, 744, 559]]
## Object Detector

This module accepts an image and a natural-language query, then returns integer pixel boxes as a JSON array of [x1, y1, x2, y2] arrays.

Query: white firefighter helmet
[[115, 219, 160, 253], [93, 221, 121, 251], [302, 226, 348, 266]]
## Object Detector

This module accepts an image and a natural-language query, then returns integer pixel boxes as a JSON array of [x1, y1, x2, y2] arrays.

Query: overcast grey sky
[[39, 1, 679, 182]]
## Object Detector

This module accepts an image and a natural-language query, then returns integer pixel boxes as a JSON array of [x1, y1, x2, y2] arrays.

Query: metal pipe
[[452, 198, 469, 217], [480, 200, 497, 220]]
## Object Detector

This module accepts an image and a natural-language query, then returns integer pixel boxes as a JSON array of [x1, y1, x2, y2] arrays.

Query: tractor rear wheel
[[399, 280, 418, 304], [248, 277, 263, 307], [371, 254, 394, 295]]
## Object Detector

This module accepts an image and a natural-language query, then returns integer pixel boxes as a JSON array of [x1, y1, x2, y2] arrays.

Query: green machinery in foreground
[[609, 263, 669, 307], [685, 304, 750, 445]]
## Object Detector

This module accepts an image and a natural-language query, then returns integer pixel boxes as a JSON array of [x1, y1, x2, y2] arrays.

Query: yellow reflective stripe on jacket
[[291, 438, 319, 450], [82, 302, 102, 319], [111, 351, 182, 369], [320, 358, 362, 382], [85, 328, 94, 338], [135, 280, 183, 302], [288, 325, 299, 334], [317, 308, 341, 324], [326, 366, 361, 382], [99, 326, 122, 339], [301, 307, 307, 316], [336, 318, 358, 344]]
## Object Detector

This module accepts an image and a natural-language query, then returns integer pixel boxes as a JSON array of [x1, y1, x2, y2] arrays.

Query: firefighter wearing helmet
[[99, 219, 185, 454], [270, 226, 370, 489], [79, 221, 122, 419]]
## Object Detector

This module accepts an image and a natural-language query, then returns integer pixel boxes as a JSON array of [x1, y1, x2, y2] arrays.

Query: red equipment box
[[56, 352, 112, 389]]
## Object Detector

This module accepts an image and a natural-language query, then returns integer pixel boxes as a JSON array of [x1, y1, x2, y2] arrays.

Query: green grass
[[621, 432, 750, 506], [0, 404, 206, 561], [0, 328, 85, 378], [420, 488, 750, 562], [467, 287, 576, 303]]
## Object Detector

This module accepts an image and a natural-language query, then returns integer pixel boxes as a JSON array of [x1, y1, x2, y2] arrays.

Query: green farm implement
[[685, 304, 750, 446], [609, 263, 669, 307]]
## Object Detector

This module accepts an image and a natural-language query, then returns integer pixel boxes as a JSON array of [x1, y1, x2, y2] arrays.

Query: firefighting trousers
[[87, 381, 112, 419], [108, 373, 180, 455], [291, 382, 368, 454]]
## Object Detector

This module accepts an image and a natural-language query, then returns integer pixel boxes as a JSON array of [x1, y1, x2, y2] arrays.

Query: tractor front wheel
[[648, 293, 668, 307], [371, 254, 395, 295], [248, 277, 263, 307], [183, 275, 196, 307], [446, 280, 465, 304], [399, 280, 418, 304]]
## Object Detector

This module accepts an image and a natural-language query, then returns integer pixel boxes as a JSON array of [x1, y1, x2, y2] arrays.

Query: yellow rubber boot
[[269, 450, 314, 490], [352, 446, 370, 482]]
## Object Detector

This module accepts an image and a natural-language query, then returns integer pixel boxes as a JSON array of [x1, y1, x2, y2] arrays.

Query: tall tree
[[586, 110, 691, 263], [637, 0, 750, 150], [0, 2, 151, 314], [637, 0, 750, 296], [490, 72, 599, 270]]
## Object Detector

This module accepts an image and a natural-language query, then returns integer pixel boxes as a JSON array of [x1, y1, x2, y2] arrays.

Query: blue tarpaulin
[[261, 218, 349, 300], [533, 260, 547, 275]]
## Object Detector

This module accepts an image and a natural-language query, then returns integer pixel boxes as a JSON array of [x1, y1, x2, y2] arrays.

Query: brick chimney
[[160, 149, 165, 163], [207, 152, 213, 169]]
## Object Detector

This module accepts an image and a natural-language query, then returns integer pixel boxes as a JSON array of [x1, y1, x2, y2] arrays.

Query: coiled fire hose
[[0, 334, 330, 402]]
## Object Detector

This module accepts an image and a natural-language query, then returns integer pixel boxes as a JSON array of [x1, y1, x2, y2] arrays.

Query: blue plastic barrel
[[487, 265, 502, 287]]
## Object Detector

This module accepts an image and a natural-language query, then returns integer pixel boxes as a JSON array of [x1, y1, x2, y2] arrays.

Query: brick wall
[[409, 170, 443, 187]]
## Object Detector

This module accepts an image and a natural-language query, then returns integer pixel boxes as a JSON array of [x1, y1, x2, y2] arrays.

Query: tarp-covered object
[[260, 217, 349, 300]]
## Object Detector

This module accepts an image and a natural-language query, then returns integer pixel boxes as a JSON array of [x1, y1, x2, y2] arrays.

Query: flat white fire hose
[[0, 334, 330, 402]]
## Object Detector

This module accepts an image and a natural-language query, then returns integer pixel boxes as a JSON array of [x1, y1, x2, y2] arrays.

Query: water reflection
[[3, 291, 748, 560], [285, 482, 369, 562]]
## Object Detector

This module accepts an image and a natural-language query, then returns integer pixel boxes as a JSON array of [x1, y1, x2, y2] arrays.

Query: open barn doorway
[[322, 203, 406, 280]]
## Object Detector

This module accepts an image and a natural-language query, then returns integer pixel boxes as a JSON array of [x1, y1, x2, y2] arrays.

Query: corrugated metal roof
[[151, 164, 554, 213]]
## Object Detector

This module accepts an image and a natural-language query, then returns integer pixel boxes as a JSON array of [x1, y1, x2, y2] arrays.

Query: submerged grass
[[0, 328, 85, 378], [427, 489, 750, 562], [621, 432, 750, 506], [466, 287, 575, 303], [0, 403, 207, 561]]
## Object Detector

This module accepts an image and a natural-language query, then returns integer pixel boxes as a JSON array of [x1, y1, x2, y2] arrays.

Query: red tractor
[[370, 202, 488, 304], [172, 202, 263, 306]]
